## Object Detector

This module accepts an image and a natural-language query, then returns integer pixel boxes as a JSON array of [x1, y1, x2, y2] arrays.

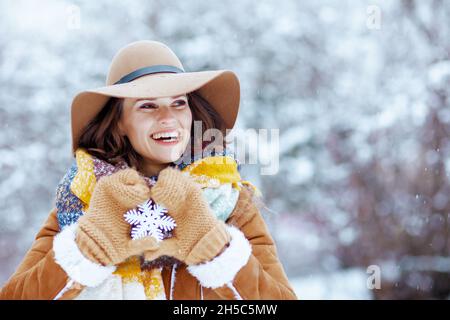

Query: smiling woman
[[0, 40, 296, 301]]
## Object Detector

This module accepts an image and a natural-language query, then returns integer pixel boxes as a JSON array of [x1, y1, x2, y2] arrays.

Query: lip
[[150, 128, 181, 146], [150, 128, 180, 136], [151, 138, 180, 146]]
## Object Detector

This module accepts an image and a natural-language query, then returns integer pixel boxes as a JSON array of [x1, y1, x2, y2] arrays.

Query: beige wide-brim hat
[[70, 40, 240, 154]]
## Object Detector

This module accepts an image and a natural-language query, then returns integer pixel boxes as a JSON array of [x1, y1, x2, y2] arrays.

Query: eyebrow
[[137, 95, 186, 102]]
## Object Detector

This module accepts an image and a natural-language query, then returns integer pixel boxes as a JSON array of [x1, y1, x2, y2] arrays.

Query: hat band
[[114, 65, 184, 85]]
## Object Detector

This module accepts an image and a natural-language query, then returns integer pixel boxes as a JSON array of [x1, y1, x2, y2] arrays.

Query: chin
[[153, 152, 184, 164]]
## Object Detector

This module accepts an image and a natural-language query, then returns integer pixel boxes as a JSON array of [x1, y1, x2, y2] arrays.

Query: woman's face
[[120, 94, 192, 166]]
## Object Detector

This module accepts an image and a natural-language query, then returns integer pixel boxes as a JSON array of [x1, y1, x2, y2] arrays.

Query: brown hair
[[77, 91, 227, 169]]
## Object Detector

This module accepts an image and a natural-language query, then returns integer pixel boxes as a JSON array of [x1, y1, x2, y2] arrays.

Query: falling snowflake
[[124, 198, 176, 242]]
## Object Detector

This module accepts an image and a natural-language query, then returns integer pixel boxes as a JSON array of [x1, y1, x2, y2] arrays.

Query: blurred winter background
[[1, 0, 450, 299]]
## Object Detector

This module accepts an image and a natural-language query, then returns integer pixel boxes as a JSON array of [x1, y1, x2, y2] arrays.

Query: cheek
[[181, 108, 193, 129], [123, 114, 152, 143]]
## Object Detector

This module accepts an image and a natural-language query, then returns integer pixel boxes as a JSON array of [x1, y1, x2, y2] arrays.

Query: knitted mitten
[[75, 168, 159, 266], [143, 167, 231, 265]]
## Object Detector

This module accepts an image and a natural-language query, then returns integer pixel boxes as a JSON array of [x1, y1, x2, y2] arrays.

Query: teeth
[[152, 131, 179, 140]]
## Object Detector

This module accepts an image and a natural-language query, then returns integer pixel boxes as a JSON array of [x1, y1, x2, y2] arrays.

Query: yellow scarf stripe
[[113, 256, 165, 300], [71, 148, 96, 211], [181, 155, 242, 190]]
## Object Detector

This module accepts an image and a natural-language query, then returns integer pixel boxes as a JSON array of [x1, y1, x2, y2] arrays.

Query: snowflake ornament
[[124, 198, 176, 242]]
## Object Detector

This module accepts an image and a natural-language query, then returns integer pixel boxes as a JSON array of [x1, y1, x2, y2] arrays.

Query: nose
[[157, 105, 177, 127]]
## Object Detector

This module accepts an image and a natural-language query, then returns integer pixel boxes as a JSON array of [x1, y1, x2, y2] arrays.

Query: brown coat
[[0, 186, 297, 300]]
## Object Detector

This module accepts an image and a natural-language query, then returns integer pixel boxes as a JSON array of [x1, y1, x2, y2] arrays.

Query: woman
[[0, 40, 296, 300]]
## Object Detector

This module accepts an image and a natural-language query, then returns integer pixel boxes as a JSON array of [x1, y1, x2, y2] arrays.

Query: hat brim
[[70, 70, 240, 154]]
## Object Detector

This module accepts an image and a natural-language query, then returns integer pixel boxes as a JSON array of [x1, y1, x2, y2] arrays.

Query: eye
[[173, 100, 187, 107], [139, 103, 157, 109]]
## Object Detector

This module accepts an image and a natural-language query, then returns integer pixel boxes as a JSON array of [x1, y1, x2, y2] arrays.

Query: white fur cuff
[[187, 225, 252, 289], [53, 223, 116, 287]]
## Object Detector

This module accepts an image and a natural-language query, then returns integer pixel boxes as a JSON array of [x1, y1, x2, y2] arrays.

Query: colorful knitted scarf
[[55, 148, 260, 300]]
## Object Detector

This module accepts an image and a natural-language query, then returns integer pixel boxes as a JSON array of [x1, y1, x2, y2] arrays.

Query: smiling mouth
[[150, 130, 181, 144]]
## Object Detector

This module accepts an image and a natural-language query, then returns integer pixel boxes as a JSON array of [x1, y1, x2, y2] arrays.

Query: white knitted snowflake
[[124, 198, 176, 242]]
